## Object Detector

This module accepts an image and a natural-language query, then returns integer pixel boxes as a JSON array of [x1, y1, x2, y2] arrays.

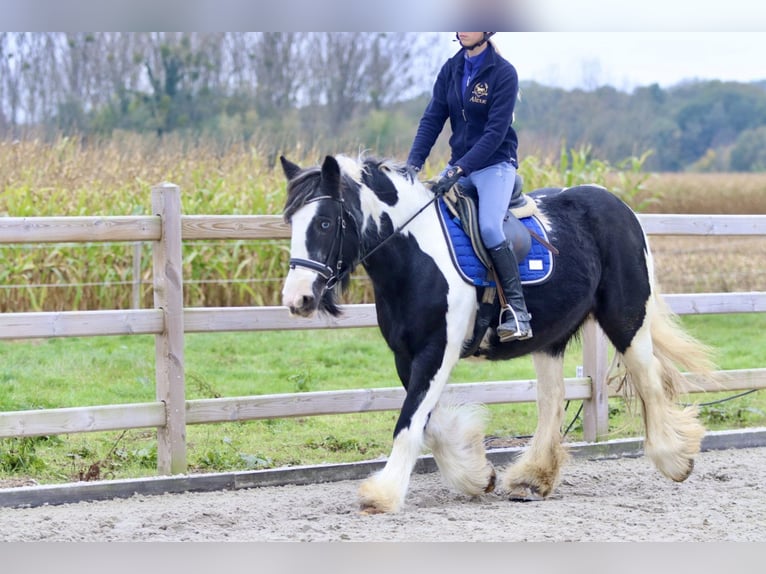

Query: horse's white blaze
[[282, 202, 320, 313]]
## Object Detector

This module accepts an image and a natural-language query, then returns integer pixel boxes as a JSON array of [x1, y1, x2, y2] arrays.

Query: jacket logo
[[470, 82, 488, 104]]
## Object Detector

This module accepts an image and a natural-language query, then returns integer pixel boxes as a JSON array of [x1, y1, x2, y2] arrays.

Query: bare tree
[[251, 32, 303, 116], [303, 32, 438, 136], [0, 32, 441, 142], [0, 33, 10, 133], [141, 32, 230, 134]]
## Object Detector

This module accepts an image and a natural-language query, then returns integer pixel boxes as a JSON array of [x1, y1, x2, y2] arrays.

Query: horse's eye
[[317, 219, 332, 231]]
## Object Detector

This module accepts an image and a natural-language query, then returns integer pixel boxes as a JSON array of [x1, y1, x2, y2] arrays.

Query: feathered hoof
[[505, 483, 546, 502], [649, 442, 699, 483], [357, 477, 402, 514], [669, 457, 695, 483], [359, 504, 387, 515]]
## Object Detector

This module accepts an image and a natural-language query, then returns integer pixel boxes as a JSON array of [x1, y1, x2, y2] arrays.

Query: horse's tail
[[649, 286, 718, 399]]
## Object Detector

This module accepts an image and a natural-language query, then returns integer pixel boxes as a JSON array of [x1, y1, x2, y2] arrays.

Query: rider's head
[[455, 32, 496, 51]]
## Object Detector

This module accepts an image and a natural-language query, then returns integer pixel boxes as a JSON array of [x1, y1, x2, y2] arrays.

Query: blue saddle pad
[[437, 198, 554, 287]]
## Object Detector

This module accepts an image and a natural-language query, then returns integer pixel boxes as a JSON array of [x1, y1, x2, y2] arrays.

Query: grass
[[1, 313, 764, 485]]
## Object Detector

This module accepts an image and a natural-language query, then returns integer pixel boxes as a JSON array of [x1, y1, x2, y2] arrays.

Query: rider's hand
[[431, 166, 463, 196]]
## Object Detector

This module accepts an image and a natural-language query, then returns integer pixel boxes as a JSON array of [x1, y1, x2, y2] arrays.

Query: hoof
[[671, 458, 695, 483], [358, 479, 401, 514], [359, 505, 387, 515], [506, 484, 545, 502], [484, 468, 497, 493]]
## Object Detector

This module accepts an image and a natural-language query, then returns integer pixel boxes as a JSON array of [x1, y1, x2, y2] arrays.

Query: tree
[[730, 126, 766, 171], [141, 32, 228, 135], [250, 33, 303, 117], [304, 32, 437, 137]]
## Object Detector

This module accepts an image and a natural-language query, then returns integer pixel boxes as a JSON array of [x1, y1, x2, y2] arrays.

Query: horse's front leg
[[357, 344, 454, 514], [499, 351, 569, 500], [423, 401, 497, 497], [358, 350, 496, 512]]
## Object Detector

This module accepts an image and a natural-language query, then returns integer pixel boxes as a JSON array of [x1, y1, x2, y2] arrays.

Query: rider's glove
[[431, 166, 463, 197]]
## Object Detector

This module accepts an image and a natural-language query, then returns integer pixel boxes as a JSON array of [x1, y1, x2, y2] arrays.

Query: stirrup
[[497, 305, 533, 343]]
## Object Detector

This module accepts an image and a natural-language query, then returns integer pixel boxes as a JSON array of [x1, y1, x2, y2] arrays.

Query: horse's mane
[[361, 156, 418, 185], [283, 154, 417, 224], [283, 166, 321, 223]]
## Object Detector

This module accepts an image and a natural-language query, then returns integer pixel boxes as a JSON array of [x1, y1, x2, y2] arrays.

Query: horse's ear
[[320, 155, 342, 198], [280, 155, 302, 181]]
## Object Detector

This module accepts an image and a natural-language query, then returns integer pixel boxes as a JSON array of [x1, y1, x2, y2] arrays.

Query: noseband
[[288, 195, 347, 290]]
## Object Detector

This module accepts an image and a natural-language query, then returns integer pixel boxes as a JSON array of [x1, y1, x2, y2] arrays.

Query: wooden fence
[[1, 183, 765, 476]]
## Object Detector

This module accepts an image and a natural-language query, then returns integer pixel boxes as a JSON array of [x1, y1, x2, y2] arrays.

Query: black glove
[[431, 166, 463, 196]]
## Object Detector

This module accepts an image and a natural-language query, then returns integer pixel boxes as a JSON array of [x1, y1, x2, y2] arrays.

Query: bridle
[[288, 194, 348, 290], [288, 190, 439, 291]]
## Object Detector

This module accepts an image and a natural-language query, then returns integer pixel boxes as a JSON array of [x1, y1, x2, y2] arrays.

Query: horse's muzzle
[[286, 294, 317, 318], [282, 267, 322, 317]]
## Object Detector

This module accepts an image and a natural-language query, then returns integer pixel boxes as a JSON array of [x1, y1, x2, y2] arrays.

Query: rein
[[358, 194, 439, 265]]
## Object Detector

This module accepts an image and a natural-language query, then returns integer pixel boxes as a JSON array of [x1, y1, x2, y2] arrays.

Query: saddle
[[433, 174, 557, 357], [444, 175, 534, 267], [436, 174, 555, 287]]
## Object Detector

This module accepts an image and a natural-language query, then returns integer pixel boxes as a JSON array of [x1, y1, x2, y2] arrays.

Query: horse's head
[[280, 155, 361, 317]]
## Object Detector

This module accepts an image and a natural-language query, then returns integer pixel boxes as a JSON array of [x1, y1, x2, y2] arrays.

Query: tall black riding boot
[[488, 243, 533, 342]]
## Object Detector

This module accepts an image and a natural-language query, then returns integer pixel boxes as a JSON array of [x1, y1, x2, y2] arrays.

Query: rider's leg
[[471, 162, 533, 342]]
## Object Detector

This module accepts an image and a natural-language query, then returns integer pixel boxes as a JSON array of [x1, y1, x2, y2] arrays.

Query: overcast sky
[[484, 33, 766, 91]]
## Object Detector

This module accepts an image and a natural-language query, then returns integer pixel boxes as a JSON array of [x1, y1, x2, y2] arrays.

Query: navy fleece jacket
[[407, 42, 519, 175]]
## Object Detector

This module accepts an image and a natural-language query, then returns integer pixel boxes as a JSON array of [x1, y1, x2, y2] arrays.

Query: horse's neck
[[358, 183, 434, 238], [358, 184, 442, 273]]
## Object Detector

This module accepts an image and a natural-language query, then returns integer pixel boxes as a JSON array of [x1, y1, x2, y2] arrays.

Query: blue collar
[[464, 49, 488, 68], [462, 49, 488, 96]]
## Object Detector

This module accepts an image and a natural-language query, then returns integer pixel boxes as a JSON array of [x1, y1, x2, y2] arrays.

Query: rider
[[407, 32, 532, 342]]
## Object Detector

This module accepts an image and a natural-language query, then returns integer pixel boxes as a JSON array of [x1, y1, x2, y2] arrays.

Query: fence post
[[581, 318, 610, 442], [151, 183, 187, 475], [132, 242, 142, 309]]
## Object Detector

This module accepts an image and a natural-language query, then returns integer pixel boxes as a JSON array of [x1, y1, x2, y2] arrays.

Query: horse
[[279, 153, 716, 514]]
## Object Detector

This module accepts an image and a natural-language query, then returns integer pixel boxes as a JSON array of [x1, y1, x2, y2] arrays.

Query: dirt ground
[[1, 446, 764, 542]]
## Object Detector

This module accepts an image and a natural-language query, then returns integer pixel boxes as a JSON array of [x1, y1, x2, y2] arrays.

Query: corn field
[[2, 137, 765, 312]]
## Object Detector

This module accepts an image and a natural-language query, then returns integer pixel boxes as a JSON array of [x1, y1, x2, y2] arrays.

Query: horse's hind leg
[[620, 315, 704, 482], [424, 402, 496, 496], [499, 352, 569, 500]]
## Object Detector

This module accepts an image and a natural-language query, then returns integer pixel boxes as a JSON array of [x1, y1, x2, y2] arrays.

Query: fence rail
[[1, 183, 764, 476]]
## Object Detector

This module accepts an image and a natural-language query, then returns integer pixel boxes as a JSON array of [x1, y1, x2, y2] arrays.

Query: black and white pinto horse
[[280, 153, 715, 514]]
